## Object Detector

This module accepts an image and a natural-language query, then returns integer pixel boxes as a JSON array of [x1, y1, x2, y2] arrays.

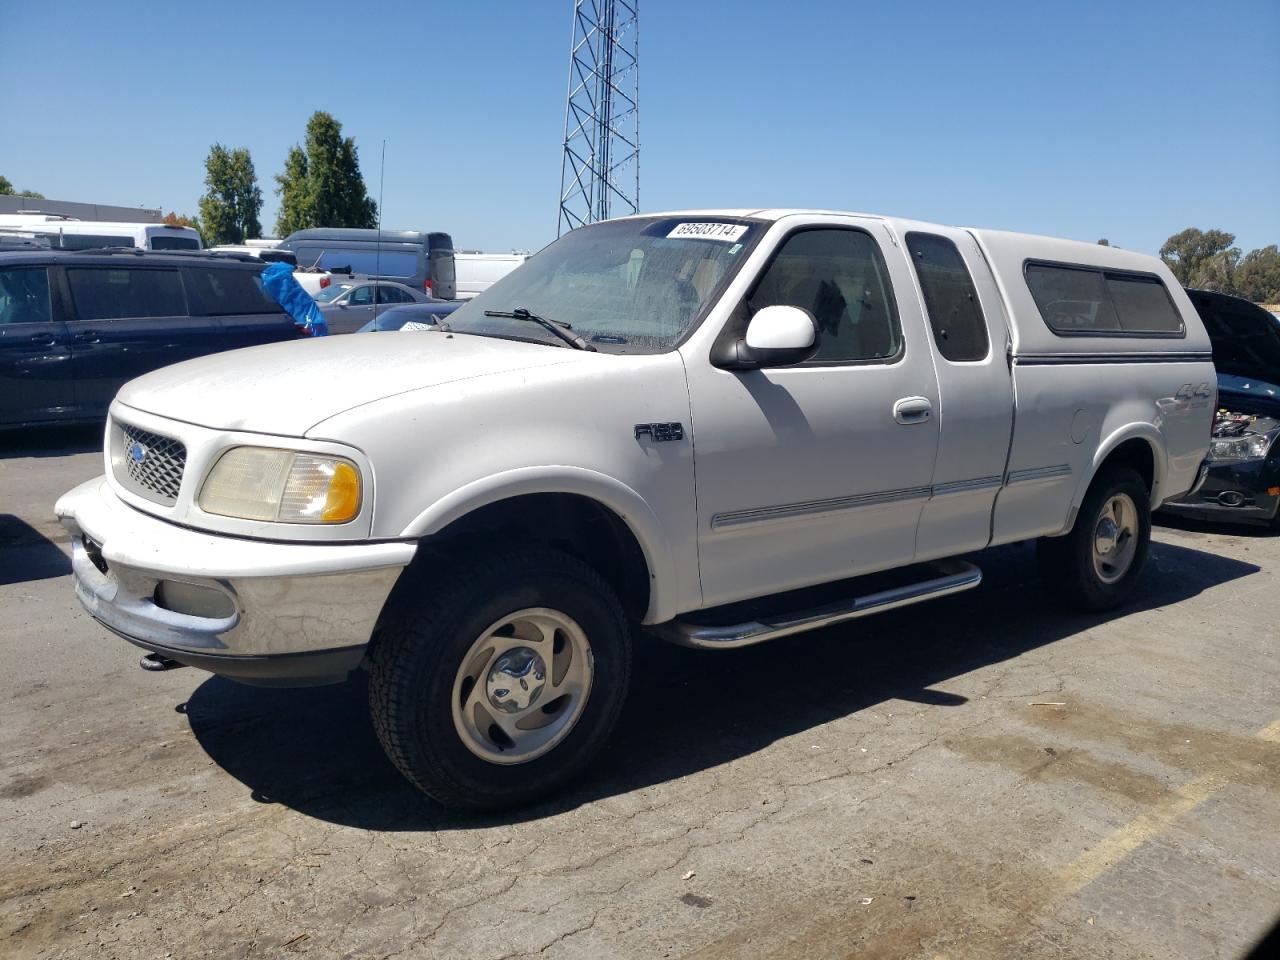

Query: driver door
[[683, 222, 941, 608], [331, 284, 376, 334]]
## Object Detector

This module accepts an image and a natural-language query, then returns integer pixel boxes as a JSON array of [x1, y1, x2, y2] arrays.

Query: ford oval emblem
[[128, 441, 148, 464]]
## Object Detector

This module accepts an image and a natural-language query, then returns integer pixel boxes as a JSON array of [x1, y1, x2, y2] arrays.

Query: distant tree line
[[0, 174, 44, 199], [165, 111, 377, 247], [1158, 228, 1280, 304]]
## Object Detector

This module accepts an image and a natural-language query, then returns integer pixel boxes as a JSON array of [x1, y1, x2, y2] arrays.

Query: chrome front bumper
[[55, 478, 416, 685]]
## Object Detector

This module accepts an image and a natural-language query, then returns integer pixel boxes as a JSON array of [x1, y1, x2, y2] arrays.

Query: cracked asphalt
[[2, 426, 1278, 959]]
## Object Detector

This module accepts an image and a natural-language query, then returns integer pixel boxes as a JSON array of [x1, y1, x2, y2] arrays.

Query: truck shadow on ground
[[185, 537, 1259, 831], [0, 423, 101, 460], [1155, 511, 1278, 539], [0, 515, 71, 585]]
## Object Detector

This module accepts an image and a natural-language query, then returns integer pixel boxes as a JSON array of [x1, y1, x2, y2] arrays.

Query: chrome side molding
[[651, 559, 982, 650]]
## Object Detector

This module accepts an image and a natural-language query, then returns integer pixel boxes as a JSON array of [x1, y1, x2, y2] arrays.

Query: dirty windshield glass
[[444, 217, 761, 352]]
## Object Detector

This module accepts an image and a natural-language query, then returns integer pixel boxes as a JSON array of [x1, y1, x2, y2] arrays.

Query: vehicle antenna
[[375, 139, 386, 301]]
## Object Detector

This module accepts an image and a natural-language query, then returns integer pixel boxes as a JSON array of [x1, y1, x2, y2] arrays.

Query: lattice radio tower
[[557, 0, 639, 236]]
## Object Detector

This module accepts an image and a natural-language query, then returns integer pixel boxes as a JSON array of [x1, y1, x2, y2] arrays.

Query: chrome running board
[[652, 559, 982, 650]]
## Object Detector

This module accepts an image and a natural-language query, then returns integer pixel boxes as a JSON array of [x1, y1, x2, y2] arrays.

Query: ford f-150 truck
[[56, 209, 1215, 809]]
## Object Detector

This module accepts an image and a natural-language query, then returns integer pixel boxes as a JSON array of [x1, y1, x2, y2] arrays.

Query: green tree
[[1159, 228, 1238, 287], [1234, 245, 1280, 304], [0, 174, 43, 198], [273, 111, 376, 237], [197, 144, 262, 246], [274, 145, 312, 238]]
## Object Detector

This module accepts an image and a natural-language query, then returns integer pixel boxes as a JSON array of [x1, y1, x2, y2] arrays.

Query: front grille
[[115, 422, 187, 505]]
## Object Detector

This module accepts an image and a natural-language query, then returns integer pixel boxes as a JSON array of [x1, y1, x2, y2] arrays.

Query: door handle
[[893, 396, 933, 424], [73, 331, 101, 343], [29, 332, 57, 345]]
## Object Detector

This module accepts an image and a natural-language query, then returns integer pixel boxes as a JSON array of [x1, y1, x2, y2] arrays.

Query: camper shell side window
[[1024, 260, 1185, 338]]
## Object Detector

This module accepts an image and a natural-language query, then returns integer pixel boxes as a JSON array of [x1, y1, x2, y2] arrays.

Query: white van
[[453, 252, 527, 299], [0, 215, 202, 251]]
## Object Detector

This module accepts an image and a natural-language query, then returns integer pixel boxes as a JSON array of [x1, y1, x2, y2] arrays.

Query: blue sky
[[3, 0, 1277, 255]]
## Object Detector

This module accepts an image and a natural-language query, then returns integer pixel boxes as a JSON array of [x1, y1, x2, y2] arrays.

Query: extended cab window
[[181, 267, 281, 316], [748, 228, 900, 363], [906, 232, 989, 362], [1026, 262, 1183, 336], [67, 267, 186, 320], [0, 266, 52, 325]]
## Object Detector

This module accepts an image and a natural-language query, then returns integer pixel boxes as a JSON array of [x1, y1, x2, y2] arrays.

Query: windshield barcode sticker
[[666, 222, 748, 243]]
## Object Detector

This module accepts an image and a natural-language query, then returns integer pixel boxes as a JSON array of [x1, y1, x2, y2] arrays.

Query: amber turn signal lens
[[321, 462, 361, 523]]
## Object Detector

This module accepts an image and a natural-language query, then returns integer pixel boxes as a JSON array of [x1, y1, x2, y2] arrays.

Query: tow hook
[[139, 653, 187, 672]]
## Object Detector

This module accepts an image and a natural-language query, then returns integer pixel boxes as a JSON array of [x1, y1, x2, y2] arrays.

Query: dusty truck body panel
[[56, 207, 1214, 807], [307, 349, 699, 622], [971, 228, 1212, 544]]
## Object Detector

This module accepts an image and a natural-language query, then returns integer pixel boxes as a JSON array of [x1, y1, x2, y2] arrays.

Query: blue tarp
[[261, 262, 328, 337]]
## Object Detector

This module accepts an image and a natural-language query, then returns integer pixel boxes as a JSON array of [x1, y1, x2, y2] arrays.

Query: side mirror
[[716, 305, 818, 369]]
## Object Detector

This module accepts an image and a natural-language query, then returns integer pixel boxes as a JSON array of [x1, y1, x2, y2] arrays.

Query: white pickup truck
[[56, 209, 1215, 809]]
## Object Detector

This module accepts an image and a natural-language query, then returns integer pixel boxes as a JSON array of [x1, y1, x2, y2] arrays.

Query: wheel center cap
[[486, 647, 547, 713], [1094, 516, 1120, 555]]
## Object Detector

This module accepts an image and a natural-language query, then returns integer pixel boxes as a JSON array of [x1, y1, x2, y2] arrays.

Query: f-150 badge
[[634, 422, 684, 442]]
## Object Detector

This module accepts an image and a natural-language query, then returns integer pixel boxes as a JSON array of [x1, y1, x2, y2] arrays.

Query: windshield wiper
[[483, 307, 596, 351]]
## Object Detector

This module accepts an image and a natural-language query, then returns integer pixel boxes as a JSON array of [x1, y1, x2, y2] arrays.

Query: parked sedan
[[1162, 289, 1280, 529], [356, 302, 462, 333], [313, 280, 434, 335]]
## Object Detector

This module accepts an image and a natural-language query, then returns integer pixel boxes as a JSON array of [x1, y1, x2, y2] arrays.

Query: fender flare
[[1074, 423, 1168, 514], [398, 465, 679, 623]]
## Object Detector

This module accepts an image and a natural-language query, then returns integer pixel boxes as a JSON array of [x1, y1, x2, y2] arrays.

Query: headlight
[[1207, 428, 1279, 463], [199, 447, 362, 523]]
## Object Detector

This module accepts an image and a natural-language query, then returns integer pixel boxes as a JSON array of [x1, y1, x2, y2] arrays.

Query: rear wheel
[[368, 545, 631, 810], [1038, 466, 1151, 612]]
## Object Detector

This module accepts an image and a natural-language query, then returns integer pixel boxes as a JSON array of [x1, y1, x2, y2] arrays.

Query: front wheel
[[368, 545, 631, 810], [1038, 466, 1151, 612]]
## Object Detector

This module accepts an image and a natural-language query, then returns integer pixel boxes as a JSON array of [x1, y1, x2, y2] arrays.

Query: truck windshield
[[444, 216, 761, 352]]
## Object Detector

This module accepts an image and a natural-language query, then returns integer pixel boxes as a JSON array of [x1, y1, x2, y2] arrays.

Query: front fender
[[398, 466, 680, 624]]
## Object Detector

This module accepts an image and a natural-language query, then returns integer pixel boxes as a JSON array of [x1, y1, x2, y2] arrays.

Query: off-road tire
[[368, 544, 631, 811], [1038, 465, 1151, 612]]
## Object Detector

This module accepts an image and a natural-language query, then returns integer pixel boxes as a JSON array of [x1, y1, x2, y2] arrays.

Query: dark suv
[[0, 249, 303, 429]]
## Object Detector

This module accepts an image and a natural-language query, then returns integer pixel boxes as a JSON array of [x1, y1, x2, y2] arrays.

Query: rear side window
[[1026, 262, 1183, 336], [52, 233, 136, 250], [150, 234, 200, 251], [906, 232, 990, 362], [748, 228, 901, 363], [67, 268, 186, 320], [1104, 274, 1184, 333], [182, 267, 280, 316], [290, 246, 419, 278], [0, 266, 52, 325]]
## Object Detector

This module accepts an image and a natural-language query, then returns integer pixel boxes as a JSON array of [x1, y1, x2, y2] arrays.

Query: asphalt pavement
[[2, 425, 1277, 959]]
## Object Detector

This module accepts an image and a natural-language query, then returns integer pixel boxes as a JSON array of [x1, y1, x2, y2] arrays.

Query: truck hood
[[115, 332, 583, 436]]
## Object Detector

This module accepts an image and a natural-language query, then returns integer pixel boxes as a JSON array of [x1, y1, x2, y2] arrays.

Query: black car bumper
[[1162, 457, 1280, 526]]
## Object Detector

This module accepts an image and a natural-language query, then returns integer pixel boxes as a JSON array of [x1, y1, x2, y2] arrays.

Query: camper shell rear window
[[1024, 261, 1184, 338]]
